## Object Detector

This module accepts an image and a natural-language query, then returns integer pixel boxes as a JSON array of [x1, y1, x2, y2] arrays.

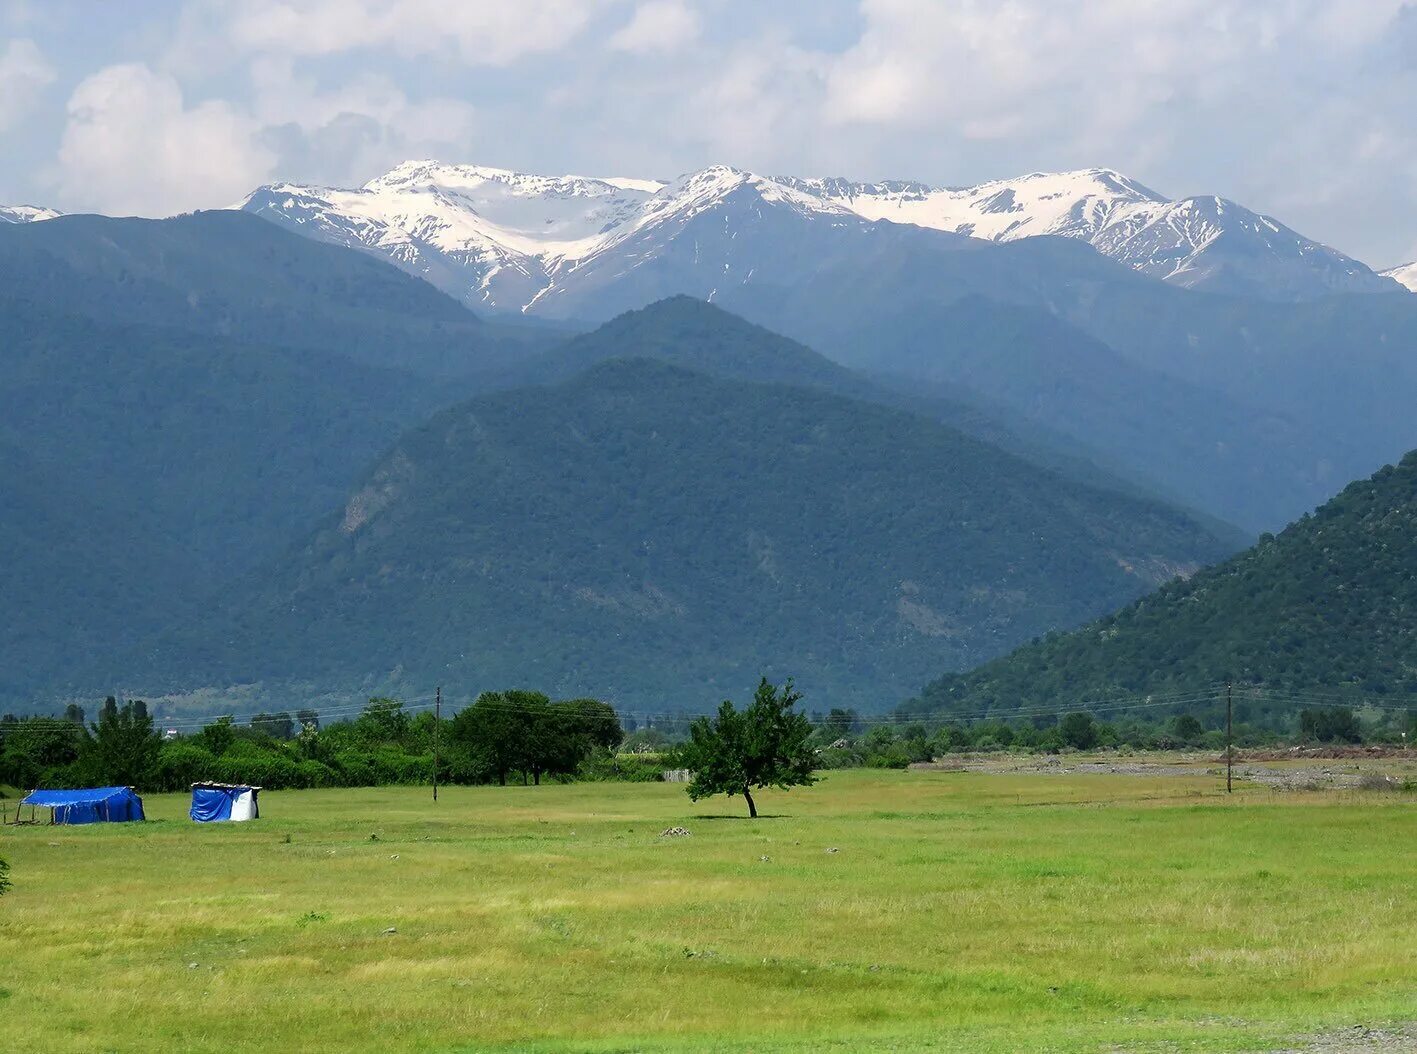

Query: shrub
[[579, 749, 671, 782], [293, 760, 339, 789], [156, 742, 220, 791], [1357, 772, 1397, 792], [332, 751, 375, 787]]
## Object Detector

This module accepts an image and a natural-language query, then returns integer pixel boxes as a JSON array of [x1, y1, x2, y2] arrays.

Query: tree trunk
[[533, 771, 540, 786], [498, 771, 506, 787], [743, 787, 757, 818]]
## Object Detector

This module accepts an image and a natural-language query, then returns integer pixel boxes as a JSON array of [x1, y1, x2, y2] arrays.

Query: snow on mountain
[[0, 204, 61, 224], [236, 161, 1399, 312], [1382, 261, 1417, 293], [238, 161, 673, 310], [788, 168, 1396, 299]]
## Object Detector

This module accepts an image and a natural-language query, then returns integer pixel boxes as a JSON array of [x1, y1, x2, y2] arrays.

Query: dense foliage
[[0, 694, 623, 794], [903, 452, 1417, 735], [679, 679, 817, 817], [492, 297, 1216, 523], [140, 357, 1233, 711]]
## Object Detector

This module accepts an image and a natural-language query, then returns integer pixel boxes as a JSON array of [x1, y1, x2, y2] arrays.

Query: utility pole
[[1226, 682, 1233, 794], [433, 685, 441, 803]]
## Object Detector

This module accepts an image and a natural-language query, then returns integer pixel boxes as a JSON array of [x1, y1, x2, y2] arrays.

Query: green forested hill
[[493, 296, 1246, 539], [0, 212, 556, 707], [0, 210, 547, 377], [904, 451, 1417, 720], [138, 358, 1238, 712], [0, 302, 454, 701]]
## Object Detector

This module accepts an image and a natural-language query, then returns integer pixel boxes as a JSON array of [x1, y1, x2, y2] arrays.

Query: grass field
[[2, 769, 1414, 1053]]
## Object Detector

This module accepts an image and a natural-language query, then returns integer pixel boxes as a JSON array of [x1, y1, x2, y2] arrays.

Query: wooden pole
[[1226, 682, 1233, 794], [433, 686, 441, 803]]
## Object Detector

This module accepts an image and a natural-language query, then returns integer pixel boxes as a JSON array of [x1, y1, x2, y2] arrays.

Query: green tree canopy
[[1059, 712, 1100, 750], [1300, 707, 1361, 743], [198, 715, 235, 757], [678, 678, 817, 818], [560, 699, 624, 752], [251, 712, 295, 740], [85, 697, 161, 788], [354, 698, 410, 745], [451, 691, 535, 786]]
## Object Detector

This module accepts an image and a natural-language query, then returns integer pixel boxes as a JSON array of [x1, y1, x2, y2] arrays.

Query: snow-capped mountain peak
[[0, 204, 62, 224], [1382, 261, 1417, 293], [235, 159, 1402, 312]]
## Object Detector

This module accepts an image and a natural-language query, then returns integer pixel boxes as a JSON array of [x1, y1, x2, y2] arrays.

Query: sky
[[3, 0, 1417, 267]]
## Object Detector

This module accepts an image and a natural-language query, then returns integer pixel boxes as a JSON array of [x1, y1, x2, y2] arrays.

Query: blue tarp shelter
[[20, 787, 145, 824], [190, 783, 261, 822]]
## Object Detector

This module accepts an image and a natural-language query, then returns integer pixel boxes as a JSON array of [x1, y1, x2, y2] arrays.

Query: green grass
[[1, 770, 1414, 1052]]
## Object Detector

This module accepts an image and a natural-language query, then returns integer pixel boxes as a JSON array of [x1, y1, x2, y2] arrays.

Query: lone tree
[[679, 678, 817, 818]]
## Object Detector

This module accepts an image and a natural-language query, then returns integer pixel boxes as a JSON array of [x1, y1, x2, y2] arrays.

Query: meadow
[[1, 768, 1414, 1053]]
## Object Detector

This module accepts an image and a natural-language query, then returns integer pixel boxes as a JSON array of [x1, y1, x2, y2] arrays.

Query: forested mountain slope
[[0, 210, 545, 377], [496, 296, 1249, 538], [136, 359, 1239, 711], [0, 301, 453, 703], [904, 451, 1417, 721]]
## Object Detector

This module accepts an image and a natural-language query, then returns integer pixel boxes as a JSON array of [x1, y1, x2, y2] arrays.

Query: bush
[[1357, 772, 1397, 792], [211, 753, 299, 789], [294, 760, 339, 789], [156, 742, 220, 791], [813, 745, 859, 770], [1059, 712, 1100, 750], [579, 749, 671, 782]]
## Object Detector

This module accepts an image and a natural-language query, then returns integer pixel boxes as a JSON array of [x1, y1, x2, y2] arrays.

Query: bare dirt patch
[[1271, 1023, 1417, 1053], [910, 748, 1417, 791]]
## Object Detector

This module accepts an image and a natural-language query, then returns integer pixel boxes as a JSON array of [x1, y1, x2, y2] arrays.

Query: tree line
[[3, 688, 1406, 799], [0, 692, 627, 794]]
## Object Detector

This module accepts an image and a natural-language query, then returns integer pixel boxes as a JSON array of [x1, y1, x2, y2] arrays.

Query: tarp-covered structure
[[190, 783, 261, 822], [20, 787, 145, 824]]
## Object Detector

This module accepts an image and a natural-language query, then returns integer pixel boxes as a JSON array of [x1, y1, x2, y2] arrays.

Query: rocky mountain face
[[789, 168, 1397, 300], [0, 204, 60, 224], [1382, 261, 1417, 292], [239, 161, 1400, 310]]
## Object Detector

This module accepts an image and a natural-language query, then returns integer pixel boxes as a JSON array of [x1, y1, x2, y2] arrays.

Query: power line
[[3, 683, 1412, 740]]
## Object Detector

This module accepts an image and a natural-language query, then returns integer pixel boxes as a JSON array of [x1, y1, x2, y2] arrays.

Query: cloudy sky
[[4, 0, 1417, 267]]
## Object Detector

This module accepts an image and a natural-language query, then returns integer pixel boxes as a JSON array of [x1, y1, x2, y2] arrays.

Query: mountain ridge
[[124, 354, 1240, 712], [1382, 261, 1417, 292], [238, 160, 1399, 309], [0, 203, 61, 224], [902, 449, 1417, 723]]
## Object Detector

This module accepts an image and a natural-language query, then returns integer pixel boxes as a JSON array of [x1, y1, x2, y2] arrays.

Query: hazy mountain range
[[232, 161, 1404, 309], [1383, 261, 1417, 292], [4, 160, 1417, 716]]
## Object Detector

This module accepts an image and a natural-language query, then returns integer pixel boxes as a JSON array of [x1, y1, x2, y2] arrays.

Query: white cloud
[[247, 56, 477, 184], [0, 37, 54, 130], [55, 63, 276, 216], [14, 0, 1417, 263], [211, 0, 608, 65], [610, 0, 701, 54]]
